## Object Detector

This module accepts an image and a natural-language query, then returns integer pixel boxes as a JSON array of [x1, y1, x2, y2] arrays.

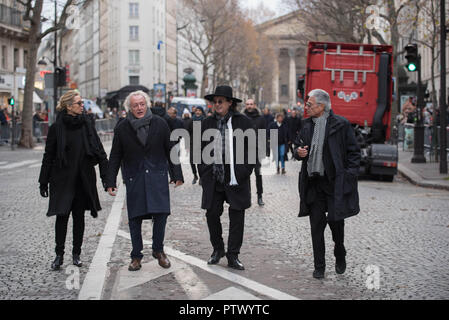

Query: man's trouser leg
[[227, 208, 245, 257], [129, 217, 144, 259], [206, 183, 226, 251]]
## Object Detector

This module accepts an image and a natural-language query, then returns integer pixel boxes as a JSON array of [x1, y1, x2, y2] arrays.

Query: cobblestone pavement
[[0, 143, 114, 300], [1, 144, 449, 300]]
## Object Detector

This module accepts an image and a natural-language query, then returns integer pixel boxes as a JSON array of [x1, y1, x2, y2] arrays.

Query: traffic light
[[55, 67, 66, 87], [8, 97, 15, 106], [404, 43, 418, 72]]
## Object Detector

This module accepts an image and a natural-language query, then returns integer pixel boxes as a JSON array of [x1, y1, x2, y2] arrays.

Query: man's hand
[[174, 180, 183, 188], [107, 187, 117, 196], [39, 184, 48, 198], [297, 145, 309, 158]]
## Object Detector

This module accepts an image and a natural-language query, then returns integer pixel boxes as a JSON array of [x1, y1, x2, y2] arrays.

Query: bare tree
[[180, 0, 238, 97], [17, 0, 74, 148], [411, 0, 446, 108], [282, 0, 374, 44]]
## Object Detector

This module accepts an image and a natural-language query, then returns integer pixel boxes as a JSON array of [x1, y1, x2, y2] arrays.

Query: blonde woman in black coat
[[39, 90, 108, 270]]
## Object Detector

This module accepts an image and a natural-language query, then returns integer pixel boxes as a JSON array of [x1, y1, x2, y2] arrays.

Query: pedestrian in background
[[200, 85, 254, 270], [38, 90, 109, 271], [106, 91, 183, 271], [188, 107, 205, 185], [244, 98, 267, 206], [287, 109, 302, 159], [268, 113, 289, 174], [294, 89, 360, 279]]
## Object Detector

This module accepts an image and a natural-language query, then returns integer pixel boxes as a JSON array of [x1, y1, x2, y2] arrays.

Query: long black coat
[[268, 121, 289, 146], [106, 115, 183, 219], [293, 111, 360, 221], [286, 115, 302, 142], [198, 112, 254, 211], [39, 115, 108, 217]]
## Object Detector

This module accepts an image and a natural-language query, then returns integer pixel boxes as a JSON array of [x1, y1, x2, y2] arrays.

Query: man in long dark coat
[[244, 99, 267, 206], [294, 89, 360, 279], [106, 91, 183, 271], [199, 85, 254, 270]]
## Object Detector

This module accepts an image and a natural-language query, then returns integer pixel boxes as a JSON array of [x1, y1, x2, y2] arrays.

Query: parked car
[[82, 99, 104, 119], [170, 97, 208, 117]]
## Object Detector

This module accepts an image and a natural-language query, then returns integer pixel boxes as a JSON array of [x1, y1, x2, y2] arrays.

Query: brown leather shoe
[[152, 251, 171, 269], [128, 258, 142, 271]]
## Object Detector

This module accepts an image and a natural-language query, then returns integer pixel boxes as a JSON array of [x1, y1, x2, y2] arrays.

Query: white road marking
[[28, 163, 42, 168], [78, 182, 125, 300], [202, 287, 261, 300], [0, 160, 39, 170], [117, 231, 299, 300], [116, 259, 186, 292], [173, 264, 213, 299]]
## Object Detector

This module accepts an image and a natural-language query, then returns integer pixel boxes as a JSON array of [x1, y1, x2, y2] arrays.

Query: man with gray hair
[[294, 88, 360, 279], [106, 90, 184, 271]]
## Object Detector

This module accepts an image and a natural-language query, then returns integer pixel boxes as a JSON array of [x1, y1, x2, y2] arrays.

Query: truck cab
[[305, 41, 398, 181]]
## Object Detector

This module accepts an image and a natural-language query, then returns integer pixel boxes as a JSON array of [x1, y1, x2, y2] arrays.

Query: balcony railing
[[0, 4, 24, 28]]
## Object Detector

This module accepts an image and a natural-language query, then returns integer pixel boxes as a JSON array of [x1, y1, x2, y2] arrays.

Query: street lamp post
[[411, 55, 426, 163], [53, 0, 57, 124], [440, 0, 447, 173]]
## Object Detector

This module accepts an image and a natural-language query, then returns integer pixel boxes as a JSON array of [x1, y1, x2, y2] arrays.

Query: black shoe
[[207, 249, 225, 265], [51, 255, 64, 271], [73, 254, 83, 267], [313, 269, 325, 279], [192, 175, 198, 185], [227, 255, 245, 270], [257, 195, 265, 206], [335, 258, 346, 274]]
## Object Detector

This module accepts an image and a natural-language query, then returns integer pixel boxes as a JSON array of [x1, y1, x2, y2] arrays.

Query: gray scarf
[[307, 111, 329, 177], [213, 111, 233, 184], [127, 108, 153, 146]]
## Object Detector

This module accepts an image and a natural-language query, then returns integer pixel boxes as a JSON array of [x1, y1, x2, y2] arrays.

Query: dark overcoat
[[293, 110, 360, 221], [39, 115, 108, 217], [106, 115, 183, 219], [198, 112, 255, 211]]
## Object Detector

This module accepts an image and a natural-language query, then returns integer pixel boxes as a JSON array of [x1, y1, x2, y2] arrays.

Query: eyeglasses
[[73, 101, 84, 106], [305, 102, 321, 109], [213, 99, 226, 105]]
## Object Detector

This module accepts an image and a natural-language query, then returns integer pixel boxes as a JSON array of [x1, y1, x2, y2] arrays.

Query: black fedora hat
[[204, 85, 242, 103]]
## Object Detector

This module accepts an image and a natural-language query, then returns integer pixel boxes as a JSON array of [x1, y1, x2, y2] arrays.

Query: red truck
[[303, 41, 398, 181]]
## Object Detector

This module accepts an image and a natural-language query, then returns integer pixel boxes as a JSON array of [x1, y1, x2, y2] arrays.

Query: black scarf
[[55, 110, 97, 167], [212, 110, 233, 184], [127, 108, 153, 146]]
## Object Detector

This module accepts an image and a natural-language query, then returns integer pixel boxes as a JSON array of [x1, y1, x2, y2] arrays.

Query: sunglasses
[[305, 102, 320, 109], [73, 101, 84, 106], [213, 99, 227, 105]]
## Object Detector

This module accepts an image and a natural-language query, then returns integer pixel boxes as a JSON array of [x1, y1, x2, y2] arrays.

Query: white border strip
[[117, 231, 299, 300], [78, 183, 125, 300]]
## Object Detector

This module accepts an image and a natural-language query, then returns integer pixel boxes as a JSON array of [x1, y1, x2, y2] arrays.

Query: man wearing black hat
[[198, 85, 255, 270]]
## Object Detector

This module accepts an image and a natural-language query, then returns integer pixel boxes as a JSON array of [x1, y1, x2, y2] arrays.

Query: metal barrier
[[1, 118, 118, 146], [395, 123, 449, 160]]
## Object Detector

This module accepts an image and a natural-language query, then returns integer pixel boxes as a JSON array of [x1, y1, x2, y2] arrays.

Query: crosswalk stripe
[[117, 231, 299, 300], [0, 160, 40, 170]]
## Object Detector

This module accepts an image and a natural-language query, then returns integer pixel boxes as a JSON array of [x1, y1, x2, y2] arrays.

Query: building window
[[129, 26, 139, 40], [23, 50, 28, 68], [281, 84, 288, 96], [129, 76, 139, 85], [129, 3, 139, 18], [129, 50, 140, 66], [13, 48, 19, 70], [1, 46, 7, 69]]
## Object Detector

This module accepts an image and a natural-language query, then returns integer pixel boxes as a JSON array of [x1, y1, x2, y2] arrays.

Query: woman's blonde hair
[[56, 90, 80, 112]]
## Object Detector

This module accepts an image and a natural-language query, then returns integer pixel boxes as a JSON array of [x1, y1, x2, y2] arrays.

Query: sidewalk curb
[[398, 165, 449, 191]]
